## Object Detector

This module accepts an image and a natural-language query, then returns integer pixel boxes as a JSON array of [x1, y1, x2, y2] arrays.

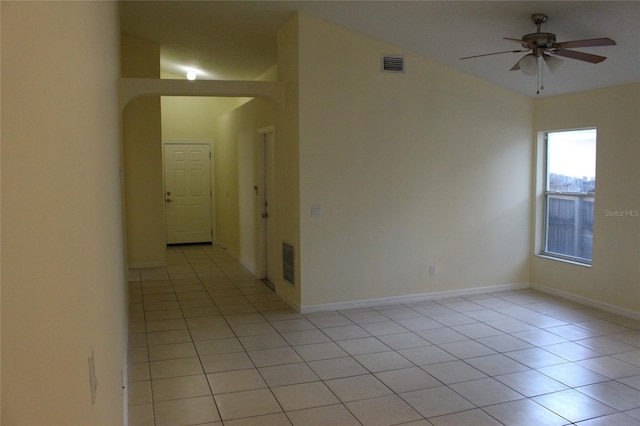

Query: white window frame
[[541, 128, 597, 266]]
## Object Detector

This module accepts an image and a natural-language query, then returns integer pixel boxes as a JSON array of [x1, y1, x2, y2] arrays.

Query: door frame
[[257, 126, 275, 282], [162, 140, 215, 245]]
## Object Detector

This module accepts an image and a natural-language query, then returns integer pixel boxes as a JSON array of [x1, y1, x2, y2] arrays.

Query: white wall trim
[[276, 287, 301, 312], [531, 282, 640, 321], [299, 282, 529, 314], [257, 125, 275, 134], [122, 366, 129, 426], [119, 78, 286, 112]]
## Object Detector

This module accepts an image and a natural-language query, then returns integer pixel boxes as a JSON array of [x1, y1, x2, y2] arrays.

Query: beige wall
[[531, 83, 640, 315], [212, 100, 276, 273], [121, 35, 165, 267], [160, 68, 280, 287], [160, 68, 279, 248], [161, 96, 251, 141], [296, 14, 533, 308], [0, 3, 3, 418], [1, 2, 127, 424], [275, 15, 303, 307]]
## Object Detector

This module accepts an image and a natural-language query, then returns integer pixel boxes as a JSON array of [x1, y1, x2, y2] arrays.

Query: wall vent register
[[382, 54, 405, 73], [282, 242, 295, 285]]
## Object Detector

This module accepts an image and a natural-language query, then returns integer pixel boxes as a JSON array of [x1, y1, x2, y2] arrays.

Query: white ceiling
[[120, 1, 640, 97]]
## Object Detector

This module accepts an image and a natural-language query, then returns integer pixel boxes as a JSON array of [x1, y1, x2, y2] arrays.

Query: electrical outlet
[[429, 266, 436, 276]]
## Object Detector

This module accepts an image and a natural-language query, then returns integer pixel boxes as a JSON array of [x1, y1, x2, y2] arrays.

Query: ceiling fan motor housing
[[522, 32, 557, 48], [523, 14, 556, 49]]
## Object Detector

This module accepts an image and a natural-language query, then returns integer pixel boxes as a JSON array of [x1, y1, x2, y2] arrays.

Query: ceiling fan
[[460, 14, 616, 93]]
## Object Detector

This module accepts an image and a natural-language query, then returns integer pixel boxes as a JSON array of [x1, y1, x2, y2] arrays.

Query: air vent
[[282, 242, 295, 285], [381, 54, 405, 73]]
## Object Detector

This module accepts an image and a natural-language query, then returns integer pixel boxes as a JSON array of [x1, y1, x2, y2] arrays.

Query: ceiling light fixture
[[514, 51, 564, 93], [518, 54, 538, 76], [186, 71, 197, 80]]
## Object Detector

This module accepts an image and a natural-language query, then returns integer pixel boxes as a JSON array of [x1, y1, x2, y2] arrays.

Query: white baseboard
[[299, 282, 529, 314], [127, 262, 166, 269], [122, 365, 129, 426], [276, 287, 301, 312], [531, 282, 640, 321]]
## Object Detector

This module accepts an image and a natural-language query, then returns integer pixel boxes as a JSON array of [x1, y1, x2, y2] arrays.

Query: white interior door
[[164, 143, 212, 244], [260, 130, 277, 283]]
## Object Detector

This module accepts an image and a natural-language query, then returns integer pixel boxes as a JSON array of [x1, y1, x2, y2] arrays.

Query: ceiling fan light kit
[[460, 14, 616, 94]]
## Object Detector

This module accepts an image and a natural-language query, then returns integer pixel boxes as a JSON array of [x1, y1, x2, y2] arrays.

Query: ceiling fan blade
[[510, 54, 530, 71], [503, 37, 534, 48], [553, 49, 607, 64], [460, 49, 527, 60], [554, 37, 616, 49]]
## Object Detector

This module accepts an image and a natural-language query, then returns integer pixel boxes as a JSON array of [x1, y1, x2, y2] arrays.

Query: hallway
[[127, 245, 640, 425]]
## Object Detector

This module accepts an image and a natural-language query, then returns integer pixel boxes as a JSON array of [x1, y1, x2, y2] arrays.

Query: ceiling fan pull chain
[[540, 56, 545, 93], [536, 56, 541, 94]]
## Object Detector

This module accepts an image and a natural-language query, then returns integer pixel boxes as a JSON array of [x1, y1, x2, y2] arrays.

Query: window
[[543, 129, 597, 264]]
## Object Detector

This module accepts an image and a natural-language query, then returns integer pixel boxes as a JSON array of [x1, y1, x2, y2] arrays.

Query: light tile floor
[[128, 244, 640, 425]]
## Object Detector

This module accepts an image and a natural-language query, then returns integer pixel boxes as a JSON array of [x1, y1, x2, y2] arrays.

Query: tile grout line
[[130, 245, 640, 425]]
